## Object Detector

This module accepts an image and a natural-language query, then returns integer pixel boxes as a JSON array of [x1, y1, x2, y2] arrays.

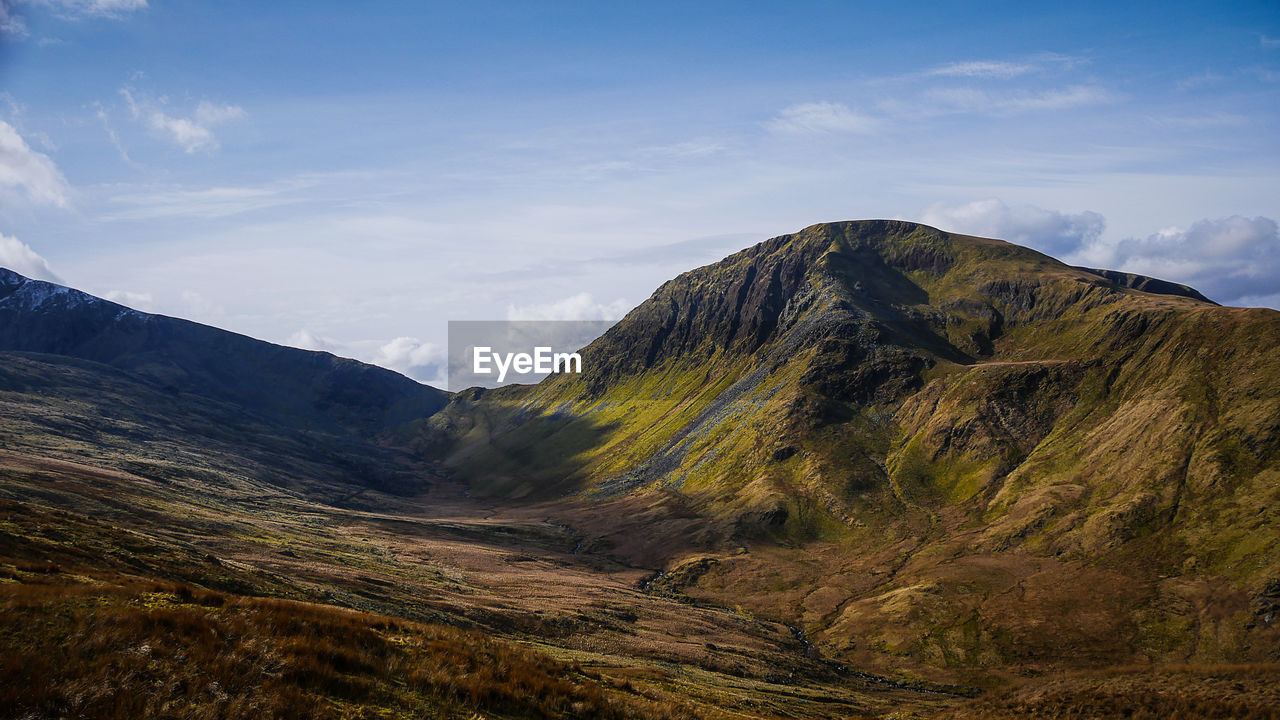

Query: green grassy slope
[[0, 347, 947, 718], [430, 220, 1280, 678]]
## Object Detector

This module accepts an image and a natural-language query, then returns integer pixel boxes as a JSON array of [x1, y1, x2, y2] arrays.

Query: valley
[[2, 220, 1279, 718], [0, 444, 957, 718]]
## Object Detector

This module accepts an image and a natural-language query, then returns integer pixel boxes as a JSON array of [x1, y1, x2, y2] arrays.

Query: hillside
[[2, 222, 1278, 717], [426, 220, 1280, 681], [0, 259, 958, 718], [0, 268, 447, 438]]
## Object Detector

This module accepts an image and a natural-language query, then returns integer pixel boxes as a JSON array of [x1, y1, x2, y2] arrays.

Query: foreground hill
[[427, 220, 1280, 681]]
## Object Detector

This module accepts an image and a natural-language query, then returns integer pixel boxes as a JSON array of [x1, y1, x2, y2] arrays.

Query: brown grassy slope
[[0, 578, 698, 720], [423, 221, 1280, 680], [940, 664, 1280, 720], [0, 434, 946, 720]]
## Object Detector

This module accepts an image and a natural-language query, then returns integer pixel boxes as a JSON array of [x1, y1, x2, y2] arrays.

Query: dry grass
[[0, 462, 929, 719], [0, 578, 700, 720], [942, 663, 1280, 720]]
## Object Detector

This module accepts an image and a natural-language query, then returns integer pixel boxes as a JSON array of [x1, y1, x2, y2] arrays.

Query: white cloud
[[285, 328, 334, 353], [1176, 71, 1224, 90], [1150, 112, 1248, 129], [96, 171, 386, 222], [372, 337, 445, 380], [1262, 35, 1280, 49], [924, 85, 1114, 115], [767, 102, 878, 135], [926, 60, 1034, 79], [104, 185, 291, 220], [285, 329, 445, 385], [102, 289, 153, 310], [0, 119, 70, 207], [179, 289, 224, 320], [1086, 216, 1280, 306], [642, 140, 725, 159], [920, 199, 1105, 258], [94, 104, 138, 168], [32, 0, 146, 18], [1, 3, 28, 35], [506, 292, 631, 321], [2, 0, 144, 36], [0, 232, 61, 282], [121, 88, 246, 153]]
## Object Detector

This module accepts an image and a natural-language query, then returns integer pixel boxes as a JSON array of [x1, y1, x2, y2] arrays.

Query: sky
[[1, 0, 1278, 386]]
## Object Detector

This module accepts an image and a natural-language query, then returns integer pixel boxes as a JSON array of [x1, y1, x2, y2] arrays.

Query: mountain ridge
[[422, 219, 1280, 679], [1, 221, 1277, 706], [0, 266, 448, 438]]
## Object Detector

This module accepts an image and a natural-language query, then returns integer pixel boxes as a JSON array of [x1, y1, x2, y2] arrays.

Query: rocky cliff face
[[428, 220, 1280, 677]]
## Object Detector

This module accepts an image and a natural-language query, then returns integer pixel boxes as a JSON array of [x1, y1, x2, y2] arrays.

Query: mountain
[[1073, 266, 1216, 303], [2, 224, 1278, 718], [0, 258, 954, 719], [0, 267, 447, 438], [425, 220, 1280, 680]]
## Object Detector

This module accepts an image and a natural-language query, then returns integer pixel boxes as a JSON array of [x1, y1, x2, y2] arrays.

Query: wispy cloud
[[0, 232, 61, 282], [103, 185, 298, 221], [1176, 71, 1224, 90], [98, 171, 388, 221], [923, 84, 1114, 115], [767, 101, 878, 135], [915, 53, 1085, 81], [0, 119, 70, 207], [32, 0, 146, 19], [506, 292, 631, 321], [121, 87, 246, 153], [573, 139, 727, 180], [3, 0, 145, 34], [1, 1, 28, 36], [641, 140, 725, 160], [1148, 112, 1249, 129], [102, 289, 153, 310], [926, 60, 1035, 79], [93, 103, 140, 168], [1262, 35, 1280, 49]]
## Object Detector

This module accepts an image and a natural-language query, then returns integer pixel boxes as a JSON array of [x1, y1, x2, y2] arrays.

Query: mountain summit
[[429, 220, 1280, 677]]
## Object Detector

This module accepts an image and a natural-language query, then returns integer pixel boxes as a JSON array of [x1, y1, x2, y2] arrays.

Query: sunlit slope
[[427, 220, 1280, 673]]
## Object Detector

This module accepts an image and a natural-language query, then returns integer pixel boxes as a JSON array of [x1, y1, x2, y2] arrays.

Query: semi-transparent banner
[[447, 320, 614, 391]]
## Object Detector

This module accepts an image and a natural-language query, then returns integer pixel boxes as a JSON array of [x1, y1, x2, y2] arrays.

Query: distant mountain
[[426, 220, 1280, 677], [0, 267, 447, 438], [1073, 266, 1215, 303]]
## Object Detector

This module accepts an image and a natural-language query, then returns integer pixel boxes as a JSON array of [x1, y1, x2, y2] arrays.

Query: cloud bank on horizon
[[922, 200, 1280, 308], [0, 1, 1277, 382]]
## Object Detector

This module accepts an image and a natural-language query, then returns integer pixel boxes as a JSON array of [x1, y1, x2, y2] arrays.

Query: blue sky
[[1, 0, 1278, 385]]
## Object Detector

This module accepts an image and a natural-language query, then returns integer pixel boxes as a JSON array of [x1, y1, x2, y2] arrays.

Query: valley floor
[[2, 447, 1278, 719]]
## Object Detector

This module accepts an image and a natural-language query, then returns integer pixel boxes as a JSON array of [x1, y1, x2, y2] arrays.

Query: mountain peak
[[436, 219, 1253, 509], [576, 219, 1211, 396]]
